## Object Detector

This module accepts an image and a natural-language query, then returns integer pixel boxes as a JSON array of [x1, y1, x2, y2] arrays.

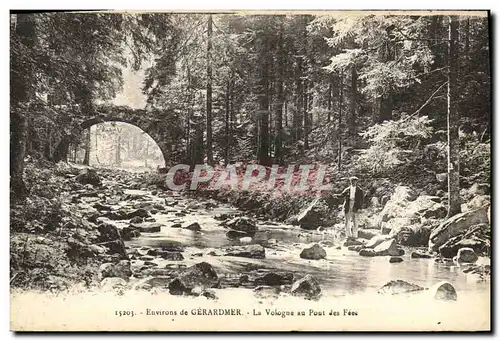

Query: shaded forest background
[[10, 12, 491, 214]]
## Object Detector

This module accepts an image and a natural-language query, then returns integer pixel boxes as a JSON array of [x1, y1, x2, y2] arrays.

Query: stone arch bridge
[[52, 105, 172, 167]]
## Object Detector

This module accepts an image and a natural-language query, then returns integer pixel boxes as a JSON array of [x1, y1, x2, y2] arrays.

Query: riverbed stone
[[373, 238, 399, 256], [378, 280, 425, 295], [100, 260, 132, 280], [100, 277, 127, 290], [168, 262, 220, 295], [225, 244, 266, 259], [184, 222, 202, 231], [348, 245, 365, 252], [130, 222, 162, 233], [255, 272, 294, 286], [359, 249, 377, 257], [455, 247, 478, 263], [430, 281, 457, 301], [224, 217, 258, 233], [300, 244, 327, 260], [121, 226, 140, 241], [358, 229, 380, 240], [126, 208, 151, 219], [365, 234, 392, 248], [290, 274, 321, 298], [343, 239, 364, 247], [97, 223, 121, 242], [411, 251, 433, 259], [429, 206, 489, 252], [389, 257, 403, 263]]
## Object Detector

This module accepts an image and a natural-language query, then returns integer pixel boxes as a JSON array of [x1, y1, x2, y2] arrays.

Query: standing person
[[340, 176, 364, 239]]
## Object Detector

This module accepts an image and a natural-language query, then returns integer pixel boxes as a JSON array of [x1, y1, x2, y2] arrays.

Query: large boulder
[[97, 223, 121, 242], [75, 169, 101, 186], [290, 275, 321, 299], [358, 229, 380, 240], [130, 222, 163, 233], [392, 224, 432, 247], [430, 281, 457, 301], [99, 260, 132, 280], [224, 217, 258, 233], [225, 244, 265, 259], [121, 227, 140, 241], [428, 206, 489, 252], [365, 234, 392, 248], [168, 262, 219, 295], [373, 238, 400, 256], [455, 247, 478, 264], [296, 198, 323, 230], [255, 272, 294, 286], [378, 280, 424, 295], [300, 244, 327, 260]]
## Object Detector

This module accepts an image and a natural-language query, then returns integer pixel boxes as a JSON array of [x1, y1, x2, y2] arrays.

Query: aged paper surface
[[10, 9, 491, 332]]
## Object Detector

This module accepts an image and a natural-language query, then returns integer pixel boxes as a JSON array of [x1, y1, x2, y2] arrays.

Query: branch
[[402, 81, 448, 122]]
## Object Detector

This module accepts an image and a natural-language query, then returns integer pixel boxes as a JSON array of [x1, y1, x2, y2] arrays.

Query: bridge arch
[[52, 106, 171, 167]]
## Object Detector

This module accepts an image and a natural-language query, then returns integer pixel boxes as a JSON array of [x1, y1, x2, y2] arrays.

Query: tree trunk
[[274, 24, 285, 164], [205, 14, 213, 165], [83, 129, 91, 165], [327, 79, 333, 122], [338, 71, 344, 171], [294, 60, 303, 143], [115, 131, 122, 166], [257, 37, 271, 167], [224, 79, 231, 166], [10, 14, 36, 201], [447, 15, 461, 217], [303, 79, 309, 150], [348, 64, 357, 135]]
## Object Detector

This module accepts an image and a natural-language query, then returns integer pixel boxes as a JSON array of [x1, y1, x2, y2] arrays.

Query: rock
[[373, 239, 399, 256], [140, 255, 155, 261], [389, 257, 403, 263], [100, 240, 128, 258], [121, 227, 140, 241], [75, 169, 101, 186], [296, 198, 323, 230], [184, 222, 202, 231], [93, 202, 113, 211], [430, 281, 457, 301], [130, 222, 163, 233], [378, 280, 425, 295], [253, 285, 281, 299], [421, 205, 447, 219], [239, 236, 252, 244], [358, 229, 380, 240], [160, 251, 184, 261], [201, 290, 218, 300], [100, 260, 132, 280], [97, 223, 121, 242], [467, 183, 490, 197], [455, 247, 478, 263], [300, 244, 327, 260], [141, 277, 171, 289], [393, 224, 432, 247], [226, 230, 254, 239], [290, 275, 321, 298], [224, 217, 258, 233], [439, 235, 489, 258], [429, 207, 489, 252], [347, 245, 365, 252], [144, 261, 158, 267], [411, 251, 432, 259], [365, 234, 392, 248], [359, 249, 377, 257], [171, 223, 182, 228], [129, 216, 144, 224], [343, 239, 364, 247], [255, 272, 293, 286], [100, 277, 127, 290], [461, 195, 491, 212], [168, 262, 219, 295], [225, 244, 265, 259], [126, 208, 151, 219]]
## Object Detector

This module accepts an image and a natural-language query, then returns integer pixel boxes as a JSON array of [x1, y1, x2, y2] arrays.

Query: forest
[[9, 11, 491, 318]]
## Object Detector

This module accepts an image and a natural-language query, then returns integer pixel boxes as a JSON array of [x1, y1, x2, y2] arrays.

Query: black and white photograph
[[9, 9, 491, 331]]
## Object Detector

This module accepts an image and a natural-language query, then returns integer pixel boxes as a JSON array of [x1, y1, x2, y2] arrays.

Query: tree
[[447, 15, 461, 216], [206, 14, 214, 165]]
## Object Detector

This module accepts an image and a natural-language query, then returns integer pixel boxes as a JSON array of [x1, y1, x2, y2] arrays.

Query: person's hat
[[349, 176, 359, 181]]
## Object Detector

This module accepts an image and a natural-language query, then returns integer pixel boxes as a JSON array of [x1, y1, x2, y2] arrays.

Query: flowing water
[[120, 189, 491, 298]]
